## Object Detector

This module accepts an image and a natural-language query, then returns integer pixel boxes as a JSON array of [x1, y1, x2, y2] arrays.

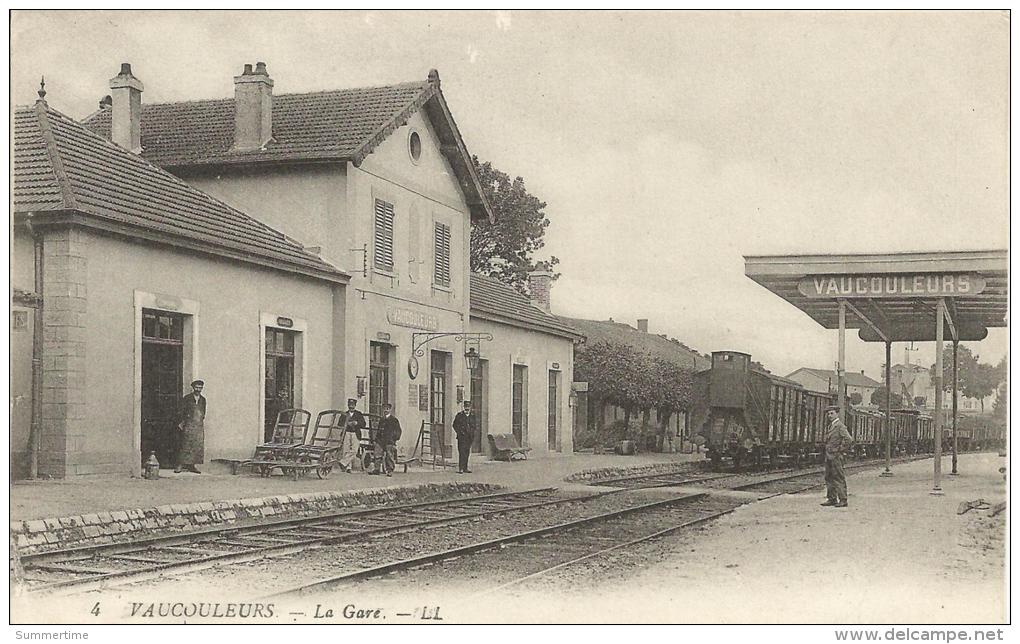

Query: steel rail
[[258, 491, 713, 599], [475, 468, 853, 594], [477, 506, 742, 595], [262, 459, 916, 600], [25, 487, 597, 596], [23, 487, 559, 564]]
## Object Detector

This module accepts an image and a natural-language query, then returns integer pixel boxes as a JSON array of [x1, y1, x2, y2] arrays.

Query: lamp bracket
[[411, 331, 493, 358]]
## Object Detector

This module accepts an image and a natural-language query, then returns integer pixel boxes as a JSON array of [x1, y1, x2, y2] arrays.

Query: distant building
[[888, 363, 931, 406], [785, 367, 881, 403], [884, 363, 990, 413]]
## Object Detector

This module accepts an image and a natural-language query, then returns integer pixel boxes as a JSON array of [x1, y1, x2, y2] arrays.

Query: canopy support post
[[880, 340, 894, 476], [837, 300, 846, 420], [931, 298, 945, 495], [950, 339, 959, 475]]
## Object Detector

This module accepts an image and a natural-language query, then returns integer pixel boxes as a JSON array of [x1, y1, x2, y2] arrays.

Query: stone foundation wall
[[11, 482, 502, 555], [564, 461, 703, 484]]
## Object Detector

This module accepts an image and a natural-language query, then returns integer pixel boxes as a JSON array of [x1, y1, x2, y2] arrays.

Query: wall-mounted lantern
[[407, 331, 493, 380], [464, 347, 481, 373]]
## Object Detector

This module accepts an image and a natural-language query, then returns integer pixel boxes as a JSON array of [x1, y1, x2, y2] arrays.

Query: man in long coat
[[452, 400, 476, 474], [821, 405, 853, 507], [175, 380, 206, 474], [372, 403, 401, 477]]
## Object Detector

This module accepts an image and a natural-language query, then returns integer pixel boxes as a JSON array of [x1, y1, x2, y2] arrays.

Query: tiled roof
[[81, 71, 493, 222], [786, 367, 882, 388], [13, 100, 346, 283], [561, 318, 709, 371], [469, 274, 581, 339], [82, 81, 431, 168]]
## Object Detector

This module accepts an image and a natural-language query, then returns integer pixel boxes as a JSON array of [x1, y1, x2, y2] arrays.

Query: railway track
[[591, 455, 929, 491], [258, 464, 879, 600], [19, 456, 924, 599], [18, 487, 597, 596]]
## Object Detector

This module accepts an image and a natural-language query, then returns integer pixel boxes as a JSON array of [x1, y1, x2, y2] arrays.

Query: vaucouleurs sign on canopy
[[798, 273, 986, 299]]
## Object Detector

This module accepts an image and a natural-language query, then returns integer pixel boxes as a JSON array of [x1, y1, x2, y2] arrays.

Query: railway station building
[[12, 88, 348, 478], [12, 63, 580, 478]]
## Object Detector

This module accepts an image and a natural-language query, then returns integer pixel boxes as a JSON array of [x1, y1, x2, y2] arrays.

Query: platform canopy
[[744, 249, 1008, 343]]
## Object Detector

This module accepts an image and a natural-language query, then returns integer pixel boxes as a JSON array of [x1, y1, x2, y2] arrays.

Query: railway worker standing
[[453, 401, 475, 474], [339, 398, 366, 473], [175, 380, 206, 474], [372, 403, 401, 477], [821, 405, 853, 508]]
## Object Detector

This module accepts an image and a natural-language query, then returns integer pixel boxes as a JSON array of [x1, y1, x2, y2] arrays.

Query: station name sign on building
[[386, 307, 439, 331], [798, 273, 986, 299]]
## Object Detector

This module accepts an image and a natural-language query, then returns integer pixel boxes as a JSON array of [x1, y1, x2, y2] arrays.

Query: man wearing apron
[[175, 380, 206, 474]]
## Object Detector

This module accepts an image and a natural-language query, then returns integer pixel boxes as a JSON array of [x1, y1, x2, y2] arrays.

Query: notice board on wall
[[418, 385, 429, 411]]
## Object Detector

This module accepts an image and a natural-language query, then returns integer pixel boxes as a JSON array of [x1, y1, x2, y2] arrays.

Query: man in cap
[[821, 405, 853, 507], [372, 403, 401, 477], [339, 398, 366, 473], [452, 400, 476, 474], [175, 380, 206, 474]]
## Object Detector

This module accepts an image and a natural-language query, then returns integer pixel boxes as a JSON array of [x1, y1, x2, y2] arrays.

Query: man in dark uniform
[[175, 380, 206, 474], [372, 403, 401, 477], [821, 405, 853, 507], [452, 400, 475, 474], [339, 398, 366, 473]]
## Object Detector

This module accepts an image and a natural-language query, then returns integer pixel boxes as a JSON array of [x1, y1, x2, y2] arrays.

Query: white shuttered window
[[374, 199, 395, 271], [433, 222, 451, 287]]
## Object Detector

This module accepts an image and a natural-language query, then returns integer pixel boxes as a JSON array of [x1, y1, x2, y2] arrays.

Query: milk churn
[[143, 451, 161, 480]]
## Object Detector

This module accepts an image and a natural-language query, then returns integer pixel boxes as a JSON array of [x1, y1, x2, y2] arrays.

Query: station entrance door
[[140, 310, 184, 467]]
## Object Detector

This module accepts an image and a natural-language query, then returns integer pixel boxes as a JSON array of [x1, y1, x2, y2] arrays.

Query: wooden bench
[[487, 433, 531, 461]]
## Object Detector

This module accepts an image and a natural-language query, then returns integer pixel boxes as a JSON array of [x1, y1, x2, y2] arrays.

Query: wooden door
[[141, 311, 184, 467], [430, 352, 448, 453], [264, 328, 296, 441]]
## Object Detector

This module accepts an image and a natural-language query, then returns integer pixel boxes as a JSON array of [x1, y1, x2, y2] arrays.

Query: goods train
[[689, 351, 1001, 469]]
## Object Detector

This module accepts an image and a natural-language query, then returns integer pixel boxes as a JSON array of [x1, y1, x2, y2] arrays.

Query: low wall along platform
[[11, 482, 503, 555]]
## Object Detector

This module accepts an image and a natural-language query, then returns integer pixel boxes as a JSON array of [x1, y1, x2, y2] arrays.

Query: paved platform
[[10, 450, 706, 521], [594, 451, 1009, 624]]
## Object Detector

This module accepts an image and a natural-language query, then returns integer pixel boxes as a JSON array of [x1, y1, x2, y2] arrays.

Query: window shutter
[[433, 222, 451, 287], [374, 199, 394, 271]]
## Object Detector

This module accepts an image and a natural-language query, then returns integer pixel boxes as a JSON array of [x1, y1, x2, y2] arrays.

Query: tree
[[870, 387, 903, 409], [574, 340, 694, 446], [930, 345, 1003, 414], [470, 157, 559, 294], [849, 392, 863, 405], [653, 356, 695, 432], [993, 381, 1007, 420]]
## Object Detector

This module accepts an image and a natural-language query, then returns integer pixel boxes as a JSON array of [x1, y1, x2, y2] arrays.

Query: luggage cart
[[235, 408, 312, 476], [283, 410, 347, 480]]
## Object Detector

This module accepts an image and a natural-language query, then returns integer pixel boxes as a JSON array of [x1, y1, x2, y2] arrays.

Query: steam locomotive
[[690, 351, 943, 469]]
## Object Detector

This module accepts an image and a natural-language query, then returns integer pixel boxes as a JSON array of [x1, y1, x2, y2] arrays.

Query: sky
[[10, 10, 1010, 381]]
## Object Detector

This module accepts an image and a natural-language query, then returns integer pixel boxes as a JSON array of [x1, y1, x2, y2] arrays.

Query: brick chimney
[[109, 63, 143, 153], [637, 319, 649, 333], [233, 62, 274, 151], [528, 266, 555, 312]]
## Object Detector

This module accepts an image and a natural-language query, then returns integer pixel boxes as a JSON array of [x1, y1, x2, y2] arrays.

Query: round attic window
[[408, 130, 422, 163]]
